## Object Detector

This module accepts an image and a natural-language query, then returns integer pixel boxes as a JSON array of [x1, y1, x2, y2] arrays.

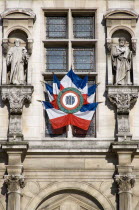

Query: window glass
[[46, 48, 67, 72], [73, 16, 94, 38], [46, 16, 67, 39], [73, 48, 95, 72]]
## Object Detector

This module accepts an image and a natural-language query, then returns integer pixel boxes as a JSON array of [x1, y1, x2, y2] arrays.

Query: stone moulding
[[104, 9, 138, 20], [1, 8, 36, 20]]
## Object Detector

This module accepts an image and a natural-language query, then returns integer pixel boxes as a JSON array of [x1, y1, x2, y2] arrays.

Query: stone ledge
[[1, 141, 28, 151]]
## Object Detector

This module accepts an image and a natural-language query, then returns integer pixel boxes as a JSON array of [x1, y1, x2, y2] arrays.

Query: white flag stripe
[[79, 86, 88, 94], [73, 110, 95, 120], [61, 75, 77, 89], [53, 83, 60, 95], [46, 108, 67, 120], [47, 91, 54, 102], [87, 93, 95, 103]]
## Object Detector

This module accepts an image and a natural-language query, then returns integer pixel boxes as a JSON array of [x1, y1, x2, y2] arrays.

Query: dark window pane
[[73, 48, 95, 72], [46, 17, 67, 39], [46, 48, 68, 72], [73, 16, 94, 39]]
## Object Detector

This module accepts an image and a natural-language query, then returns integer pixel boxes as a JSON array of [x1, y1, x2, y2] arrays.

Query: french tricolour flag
[[42, 101, 98, 130], [61, 68, 88, 104]]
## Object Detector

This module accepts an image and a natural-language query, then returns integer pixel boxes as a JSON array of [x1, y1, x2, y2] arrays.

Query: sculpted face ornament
[[57, 87, 83, 113]]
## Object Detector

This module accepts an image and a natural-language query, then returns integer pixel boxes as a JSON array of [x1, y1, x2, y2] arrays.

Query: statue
[[112, 37, 132, 85], [7, 39, 28, 85]]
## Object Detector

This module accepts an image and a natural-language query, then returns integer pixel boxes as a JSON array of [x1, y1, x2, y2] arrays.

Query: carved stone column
[[112, 142, 137, 210], [0, 85, 34, 141], [107, 85, 139, 141], [2, 142, 28, 210], [4, 175, 25, 210], [115, 175, 136, 210]]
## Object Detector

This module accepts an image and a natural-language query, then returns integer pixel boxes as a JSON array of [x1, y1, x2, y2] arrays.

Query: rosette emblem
[[41, 69, 99, 131]]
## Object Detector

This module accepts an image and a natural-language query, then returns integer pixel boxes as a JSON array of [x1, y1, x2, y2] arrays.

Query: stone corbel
[[0, 85, 34, 141], [107, 86, 139, 141], [107, 86, 138, 114], [1, 85, 33, 114], [108, 92, 138, 114], [131, 38, 137, 55]]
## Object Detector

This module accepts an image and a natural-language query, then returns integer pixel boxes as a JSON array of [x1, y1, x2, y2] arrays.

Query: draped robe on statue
[[112, 45, 132, 85], [7, 46, 28, 85]]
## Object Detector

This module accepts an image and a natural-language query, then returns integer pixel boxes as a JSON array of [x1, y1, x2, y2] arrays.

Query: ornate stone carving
[[107, 86, 139, 141], [1, 85, 33, 114], [108, 92, 138, 114], [0, 85, 33, 141], [4, 175, 25, 192], [108, 86, 138, 114], [115, 175, 135, 193]]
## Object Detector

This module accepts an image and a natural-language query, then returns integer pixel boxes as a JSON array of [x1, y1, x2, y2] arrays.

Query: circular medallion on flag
[[57, 87, 83, 113]]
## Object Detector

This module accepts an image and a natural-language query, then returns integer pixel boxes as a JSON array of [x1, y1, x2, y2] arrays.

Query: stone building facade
[[0, 0, 139, 210]]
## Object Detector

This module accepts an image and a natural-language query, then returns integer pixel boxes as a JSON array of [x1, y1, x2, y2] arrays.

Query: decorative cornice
[[104, 9, 138, 20], [1, 8, 36, 20]]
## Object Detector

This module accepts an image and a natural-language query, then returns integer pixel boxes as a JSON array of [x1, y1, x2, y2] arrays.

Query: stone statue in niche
[[6, 39, 28, 85], [111, 37, 132, 85]]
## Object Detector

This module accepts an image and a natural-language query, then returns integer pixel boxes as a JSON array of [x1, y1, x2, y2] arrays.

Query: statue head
[[119, 37, 126, 47], [14, 39, 21, 47]]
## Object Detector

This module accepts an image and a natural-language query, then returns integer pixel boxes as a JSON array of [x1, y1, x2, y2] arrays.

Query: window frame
[[43, 9, 98, 139]]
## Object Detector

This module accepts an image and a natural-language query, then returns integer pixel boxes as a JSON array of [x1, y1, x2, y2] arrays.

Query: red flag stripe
[[50, 114, 91, 130]]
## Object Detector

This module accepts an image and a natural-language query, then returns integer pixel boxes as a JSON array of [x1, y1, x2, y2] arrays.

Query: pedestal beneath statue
[[107, 85, 139, 141], [0, 85, 34, 141]]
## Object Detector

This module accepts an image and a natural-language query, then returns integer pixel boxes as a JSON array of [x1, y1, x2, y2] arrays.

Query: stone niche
[[104, 9, 138, 85], [1, 8, 36, 84]]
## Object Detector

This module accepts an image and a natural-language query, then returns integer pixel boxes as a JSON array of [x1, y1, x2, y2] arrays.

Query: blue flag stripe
[[67, 69, 88, 89], [88, 84, 97, 96], [53, 74, 60, 89], [80, 102, 98, 112], [45, 84, 53, 95], [42, 101, 54, 109]]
